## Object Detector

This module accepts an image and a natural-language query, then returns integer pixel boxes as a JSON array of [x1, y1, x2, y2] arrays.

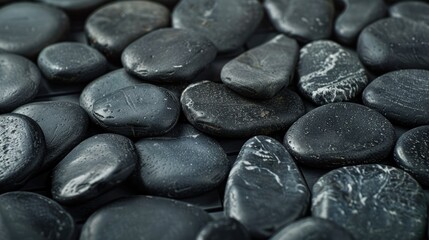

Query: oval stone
[[389, 1, 429, 25], [312, 164, 427, 240], [224, 136, 310, 238], [122, 28, 217, 83], [181, 81, 305, 138], [80, 196, 212, 240], [52, 134, 137, 204], [284, 103, 395, 168], [298, 40, 368, 105], [362, 69, 429, 127], [196, 218, 250, 240]]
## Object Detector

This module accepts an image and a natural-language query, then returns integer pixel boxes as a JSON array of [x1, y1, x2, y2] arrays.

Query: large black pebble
[[389, 1, 429, 25], [196, 218, 250, 240]]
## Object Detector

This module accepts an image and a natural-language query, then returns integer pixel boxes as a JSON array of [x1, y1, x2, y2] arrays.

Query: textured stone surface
[[196, 218, 250, 240], [389, 1, 429, 25]]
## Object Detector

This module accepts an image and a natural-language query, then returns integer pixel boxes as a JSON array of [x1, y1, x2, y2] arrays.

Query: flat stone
[[312, 164, 427, 240], [362, 69, 429, 126], [0, 114, 45, 191], [357, 17, 429, 73], [221, 34, 299, 99], [38, 42, 108, 84], [298, 40, 368, 105], [394, 126, 429, 186], [264, 0, 335, 42], [224, 136, 310, 238], [92, 84, 180, 138], [35, 0, 108, 12], [335, 0, 386, 45], [85, 1, 170, 61], [389, 1, 429, 25], [0, 53, 41, 113], [122, 28, 217, 83], [270, 217, 354, 240], [52, 134, 137, 204], [0, 191, 74, 240], [181, 81, 305, 138], [13, 101, 89, 169], [284, 103, 395, 168], [80, 196, 212, 240], [196, 218, 250, 240], [172, 0, 263, 52], [0, 2, 69, 58]]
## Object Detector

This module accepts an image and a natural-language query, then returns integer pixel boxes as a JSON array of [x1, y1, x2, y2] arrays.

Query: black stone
[[134, 124, 229, 198], [221, 34, 299, 99], [80, 196, 212, 240], [13, 101, 89, 169], [357, 17, 429, 73], [38, 42, 108, 84], [270, 217, 354, 240], [394, 126, 429, 186], [85, 1, 170, 61], [0, 113, 45, 191], [0, 2, 69, 58], [284, 103, 395, 168], [224, 136, 310, 238], [0, 53, 41, 113], [92, 84, 180, 138], [122, 28, 217, 83], [335, 0, 386, 45], [312, 164, 427, 240], [0, 191, 74, 240], [36, 0, 108, 12], [298, 40, 368, 105], [52, 133, 137, 204], [196, 218, 250, 240], [389, 1, 429, 25], [264, 0, 335, 42], [172, 0, 263, 52], [181, 81, 305, 138], [362, 69, 429, 127]]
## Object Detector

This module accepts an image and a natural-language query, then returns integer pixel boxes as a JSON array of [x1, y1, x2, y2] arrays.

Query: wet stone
[[0, 2, 69, 58], [196, 218, 250, 240], [0, 114, 45, 191], [224, 136, 310, 238], [0, 191, 74, 240], [264, 0, 335, 42], [284, 102, 395, 168], [85, 1, 170, 61], [221, 34, 299, 99], [394, 126, 429, 186], [362, 69, 429, 127], [134, 124, 229, 198], [92, 84, 180, 138], [0, 53, 41, 113], [389, 1, 429, 25], [38, 42, 108, 84], [122, 28, 217, 83], [181, 81, 305, 138], [298, 40, 368, 105], [52, 134, 137, 204], [80, 196, 212, 240], [172, 0, 263, 52], [357, 17, 429, 73], [312, 164, 427, 240]]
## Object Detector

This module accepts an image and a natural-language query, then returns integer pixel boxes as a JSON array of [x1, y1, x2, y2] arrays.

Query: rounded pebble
[[197, 218, 250, 240], [389, 1, 429, 25]]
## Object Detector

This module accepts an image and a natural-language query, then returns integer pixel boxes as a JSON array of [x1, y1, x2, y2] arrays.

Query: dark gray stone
[[36, 0, 108, 12], [196, 218, 250, 240], [389, 1, 429, 25]]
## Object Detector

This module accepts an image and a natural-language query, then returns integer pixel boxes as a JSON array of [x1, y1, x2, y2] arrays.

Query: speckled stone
[[172, 0, 263, 52], [13, 101, 89, 169], [389, 1, 429, 25], [264, 0, 335, 42], [284, 103, 395, 168], [122, 28, 217, 83], [357, 17, 429, 73], [221, 34, 299, 99], [224, 136, 310, 238], [196, 218, 250, 240], [80, 196, 212, 240], [134, 124, 229, 198], [52, 134, 137, 204], [298, 40, 368, 105], [312, 164, 427, 240], [0, 191, 74, 240], [362, 69, 429, 127], [0, 114, 45, 191], [92, 84, 180, 138], [85, 1, 170, 60], [270, 217, 354, 240], [0, 53, 41, 113]]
